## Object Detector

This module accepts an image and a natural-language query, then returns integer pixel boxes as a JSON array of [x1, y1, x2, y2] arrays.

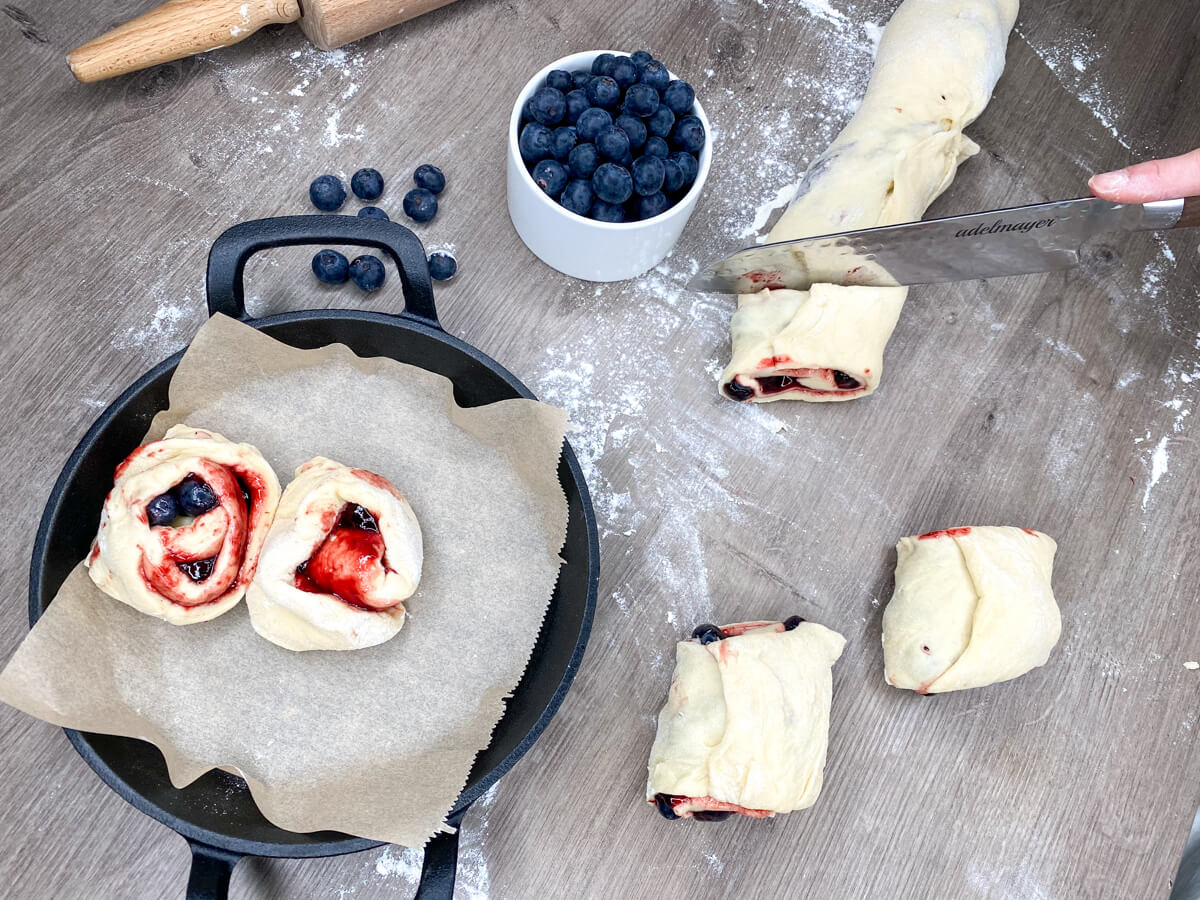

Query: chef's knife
[[689, 195, 1198, 294]]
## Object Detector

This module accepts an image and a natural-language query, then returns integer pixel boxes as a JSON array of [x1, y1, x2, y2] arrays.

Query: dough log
[[720, 0, 1019, 403], [882, 526, 1060, 693]]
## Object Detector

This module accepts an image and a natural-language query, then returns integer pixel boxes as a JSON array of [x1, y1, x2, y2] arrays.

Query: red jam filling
[[295, 504, 390, 610], [653, 793, 774, 821], [917, 527, 972, 540]]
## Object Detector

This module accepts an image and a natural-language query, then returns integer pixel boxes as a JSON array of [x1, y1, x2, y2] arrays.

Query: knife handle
[[1175, 196, 1200, 230]]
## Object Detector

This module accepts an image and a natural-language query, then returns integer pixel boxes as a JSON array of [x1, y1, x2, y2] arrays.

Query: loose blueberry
[[722, 379, 755, 401], [179, 556, 216, 583], [311, 249, 349, 284], [630, 50, 653, 67], [413, 163, 446, 194], [646, 106, 675, 138], [632, 155, 665, 196], [146, 492, 179, 526], [532, 158, 569, 197], [692, 811, 734, 822], [624, 82, 660, 117], [530, 86, 566, 125], [308, 174, 346, 212], [639, 60, 670, 93], [644, 136, 669, 159], [590, 53, 614, 75], [402, 188, 438, 223], [576, 107, 612, 142], [427, 251, 457, 281], [568, 142, 601, 179], [585, 75, 621, 108], [176, 477, 218, 516], [691, 623, 725, 644], [671, 151, 699, 187], [662, 157, 685, 194], [349, 255, 386, 291], [595, 125, 630, 162], [357, 206, 389, 220], [551, 125, 578, 160], [572, 70, 592, 90], [635, 191, 670, 220], [565, 89, 589, 124], [559, 179, 594, 216], [592, 162, 633, 205], [662, 79, 696, 115], [654, 793, 681, 820], [833, 370, 861, 389], [590, 200, 627, 222], [615, 114, 647, 152], [546, 69, 574, 92], [671, 115, 706, 153], [518, 122, 555, 163], [783, 615, 806, 630], [610, 56, 640, 91], [350, 167, 384, 201]]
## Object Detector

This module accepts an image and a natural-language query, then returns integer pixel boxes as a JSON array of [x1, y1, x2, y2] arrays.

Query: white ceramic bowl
[[507, 50, 713, 282]]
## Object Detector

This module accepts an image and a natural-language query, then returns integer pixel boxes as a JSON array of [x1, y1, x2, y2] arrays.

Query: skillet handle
[[205, 215, 440, 329], [185, 840, 241, 900], [413, 807, 467, 900]]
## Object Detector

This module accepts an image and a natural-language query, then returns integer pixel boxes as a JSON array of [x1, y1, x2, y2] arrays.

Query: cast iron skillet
[[27, 216, 599, 899]]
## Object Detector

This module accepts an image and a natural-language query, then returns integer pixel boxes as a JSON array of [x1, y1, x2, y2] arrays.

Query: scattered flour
[[1185, 661, 1199, 671]]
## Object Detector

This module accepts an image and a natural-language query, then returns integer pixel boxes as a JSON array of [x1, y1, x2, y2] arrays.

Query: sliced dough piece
[[85, 424, 281, 625], [719, 0, 1019, 403], [247, 457, 423, 651], [647, 619, 845, 819], [882, 526, 1060, 693]]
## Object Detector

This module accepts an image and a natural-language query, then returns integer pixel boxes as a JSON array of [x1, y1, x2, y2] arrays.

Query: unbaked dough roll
[[720, 0, 1019, 403], [882, 526, 1060, 693], [247, 457, 423, 652], [647, 618, 845, 820], [86, 424, 281, 625]]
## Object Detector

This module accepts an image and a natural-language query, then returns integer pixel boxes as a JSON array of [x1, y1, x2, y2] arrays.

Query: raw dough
[[86, 424, 281, 625], [646, 620, 845, 817], [720, 0, 1019, 403], [247, 457, 423, 651], [882, 526, 1060, 693]]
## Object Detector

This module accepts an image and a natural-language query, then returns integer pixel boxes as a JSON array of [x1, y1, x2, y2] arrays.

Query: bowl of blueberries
[[507, 49, 711, 282]]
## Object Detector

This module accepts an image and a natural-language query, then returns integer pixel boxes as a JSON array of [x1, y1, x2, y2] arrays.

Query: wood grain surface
[[2, 0, 1199, 898]]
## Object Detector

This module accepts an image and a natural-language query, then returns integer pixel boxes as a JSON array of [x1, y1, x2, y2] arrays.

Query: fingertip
[[1089, 170, 1128, 199]]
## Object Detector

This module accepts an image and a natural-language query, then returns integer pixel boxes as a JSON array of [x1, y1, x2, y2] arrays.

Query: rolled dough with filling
[[720, 0, 1019, 403], [646, 620, 845, 817], [86, 425, 281, 625], [882, 526, 1060, 693], [247, 457, 423, 652]]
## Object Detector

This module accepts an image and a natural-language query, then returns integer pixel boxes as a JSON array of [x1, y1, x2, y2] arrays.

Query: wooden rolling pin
[[69, 0, 462, 83]]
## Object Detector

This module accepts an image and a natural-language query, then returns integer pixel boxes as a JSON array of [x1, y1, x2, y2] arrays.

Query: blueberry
[[639, 60, 670, 93], [349, 255, 386, 291], [585, 75, 621, 108], [610, 56, 640, 91], [551, 126, 578, 160], [176, 477, 218, 516], [530, 86, 566, 125], [617, 149, 634, 169], [671, 115, 706, 153], [308, 174, 346, 212], [427, 251, 457, 281], [568, 142, 600, 179], [671, 151, 699, 187], [646, 106, 674, 138], [590, 200, 626, 222], [595, 125, 630, 162], [783, 615, 806, 630], [532, 159, 569, 197], [592, 162, 633, 205], [722, 379, 755, 401], [179, 556, 216, 583], [833, 370, 860, 389], [572, 70, 592, 90], [357, 206, 389, 220], [630, 50, 653, 67], [644, 136, 669, 159], [565, 89, 589, 124], [311, 249, 349, 284], [691, 623, 725, 644], [692, 811, 734, 822], [413, 163, 446, 194], [546, 69, 574, 92], [350, 167, 384, 201], [402, 188, 438, 223], [615, 114, 647, 152], [575, 107, 612, 142], [559, 179, 594, 216], [662, 79, 696, 115], [146, 492, 179, 526], [518, 122, 554, 163], [662, 157, 685, 194], [590, 53, 614, 75], [635, 191, 670, 219], [624, 83, 660, 117], [653, 793, 681, 820], [632, 155, 665, 196]]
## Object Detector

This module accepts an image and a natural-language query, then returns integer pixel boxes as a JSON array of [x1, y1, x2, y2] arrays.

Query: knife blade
[[689, 196, 1197, 294]]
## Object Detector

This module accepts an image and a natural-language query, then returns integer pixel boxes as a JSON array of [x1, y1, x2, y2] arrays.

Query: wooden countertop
[[2, 0, 1199, 897]]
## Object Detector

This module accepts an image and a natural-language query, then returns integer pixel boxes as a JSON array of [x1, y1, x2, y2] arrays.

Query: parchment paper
[[0, 314, 570, 846]]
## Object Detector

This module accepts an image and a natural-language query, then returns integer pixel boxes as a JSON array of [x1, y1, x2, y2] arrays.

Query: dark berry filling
[[692, 810, 734, 822], [178, 556, 216, 582], [691, 623, 725, 645], [722, 379, 755, 401], [832, 369, 860, 389], [653, 793, 680, 820], [782, 615, 805, 630]]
